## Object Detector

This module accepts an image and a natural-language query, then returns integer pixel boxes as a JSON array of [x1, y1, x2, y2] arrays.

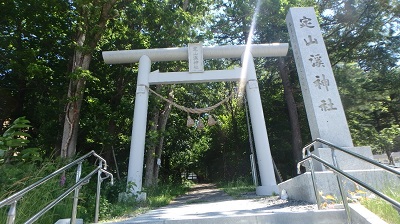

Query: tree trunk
[[104, 72, 127, 173], [385, 148, 395, 165], [389, 94, 399, 124], [278, 57, 303, 163], [228, 94, 240, 176], [153, 89, 174, 185], [60, 0, 118, 158], [144, 88, 161, 187], [144, 86, 174, 187], [61, 33, 91, 158]]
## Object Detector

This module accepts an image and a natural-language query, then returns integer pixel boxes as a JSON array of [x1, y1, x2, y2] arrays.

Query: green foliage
[[335, 63, 400, 155], [99, 180, 193, 222], [69, 67, 99, 82], [1, 117, 31, 147], [217, 177, 255, 199], [0, 157, 127, 223], [0, 117, 41, 164], [0, 160, 75, 223], [76, 178, 139, 222], [375, 125, 400, 154], [1, 1, 400, 221], [144, 180, 193, 208], [361, 188, 400, 224]]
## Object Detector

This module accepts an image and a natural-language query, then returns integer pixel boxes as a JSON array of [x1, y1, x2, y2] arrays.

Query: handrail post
[[306, 148, 322, 210], [299, 139, 400, 220], [6, 201, 17, 224], [95, 169, 102, 223], [71, 162, 82, 224], [331, 148, 351, 224], [250, 154, 259, 186], [94, 160, 104, 223], [0, 151, 113, 224]]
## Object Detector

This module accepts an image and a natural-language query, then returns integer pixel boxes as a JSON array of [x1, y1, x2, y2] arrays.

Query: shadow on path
[[101, 183, 319, 223], [169, 183, 233, 206]]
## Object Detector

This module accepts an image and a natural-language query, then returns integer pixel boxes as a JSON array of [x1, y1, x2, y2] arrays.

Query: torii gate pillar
[[243, 52, 279, 195], [127, 55, 151, 199]]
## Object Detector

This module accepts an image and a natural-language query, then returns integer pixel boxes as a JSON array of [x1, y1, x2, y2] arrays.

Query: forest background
[[1, 0, 400, 220]]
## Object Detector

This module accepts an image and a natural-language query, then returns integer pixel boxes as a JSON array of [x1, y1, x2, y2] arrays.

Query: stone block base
[[311, 146, 374, 171], [256, 185, 279, 196], [278, 169, 400, 203]]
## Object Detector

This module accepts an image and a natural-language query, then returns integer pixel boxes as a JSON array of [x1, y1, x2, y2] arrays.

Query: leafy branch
[[0, 117, 41, 164]]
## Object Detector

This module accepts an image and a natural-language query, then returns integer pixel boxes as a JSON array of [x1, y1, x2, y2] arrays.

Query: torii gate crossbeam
[[102, 43, 288, 63]]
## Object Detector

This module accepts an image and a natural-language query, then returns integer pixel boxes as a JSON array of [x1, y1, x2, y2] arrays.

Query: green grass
[[360, 188, 400, 224], [217, 178, 256, 199], [0, 161, 76, 223], [0, 158, 194, 224], [144, 180, 193, 207], [100, 180, 194, 222]]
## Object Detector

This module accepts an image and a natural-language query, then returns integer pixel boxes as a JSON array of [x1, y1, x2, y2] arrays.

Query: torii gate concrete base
[[102, 43, 288, 199]]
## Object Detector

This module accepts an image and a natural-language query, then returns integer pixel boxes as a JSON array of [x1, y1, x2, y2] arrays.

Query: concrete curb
[[349, 203, 388, 224], [106, 209, 346, 224]]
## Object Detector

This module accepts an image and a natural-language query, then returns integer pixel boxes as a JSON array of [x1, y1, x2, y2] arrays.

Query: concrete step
[[101, 199, 389, 224], [110, 210, 346, 224], [54, 218, 83, 224], [101, 199, 348, 224]]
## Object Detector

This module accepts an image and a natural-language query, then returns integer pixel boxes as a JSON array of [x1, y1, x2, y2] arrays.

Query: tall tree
[[277, 57, 303, 162], [256, 0, 316, 165], [0, 0, 72, 152], [61, 0, 119, 158], [318, 0, 400, 160], [210, 0, 313, 177], [138, 0, 212, 186], [144, 86, 174, 186]]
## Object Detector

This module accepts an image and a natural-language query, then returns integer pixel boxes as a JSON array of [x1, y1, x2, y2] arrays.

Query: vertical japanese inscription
[[304, 35, 318, 46], [296, 12, 336, 113], [188, 43, 204, 73], [299, 16, 315, 28], [287, 7, 353, 147], [314, 74, 329, 91]]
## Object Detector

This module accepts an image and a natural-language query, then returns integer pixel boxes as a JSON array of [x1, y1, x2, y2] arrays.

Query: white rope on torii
[[145, 85, 234, 128]]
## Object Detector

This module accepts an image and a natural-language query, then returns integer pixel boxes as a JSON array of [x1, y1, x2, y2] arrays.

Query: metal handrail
[[298, 154, 400, 209], [298, 138, 400, 224], [302, 138, 400, 176], [0, 150, 113, 224]]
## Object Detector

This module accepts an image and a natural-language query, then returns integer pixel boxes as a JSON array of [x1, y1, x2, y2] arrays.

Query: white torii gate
[[102, 43, 288, 197]]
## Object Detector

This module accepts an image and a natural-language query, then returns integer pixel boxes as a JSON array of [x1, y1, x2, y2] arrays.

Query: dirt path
[[168, 183, 316, 211], [100, 183, 318, 223], [169, 183, 233, 206]]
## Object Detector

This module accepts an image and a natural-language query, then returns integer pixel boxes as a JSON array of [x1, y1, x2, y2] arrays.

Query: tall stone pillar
[[286, 7, 373, 170]]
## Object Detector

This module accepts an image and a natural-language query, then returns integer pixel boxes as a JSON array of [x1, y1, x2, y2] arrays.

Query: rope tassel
[[187, 115, 195, 127], [207, 115, 217, 126], [197, 118, 205, 130]]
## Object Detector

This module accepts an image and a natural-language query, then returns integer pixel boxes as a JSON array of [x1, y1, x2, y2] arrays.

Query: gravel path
[[253, 196, 317, 211]]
